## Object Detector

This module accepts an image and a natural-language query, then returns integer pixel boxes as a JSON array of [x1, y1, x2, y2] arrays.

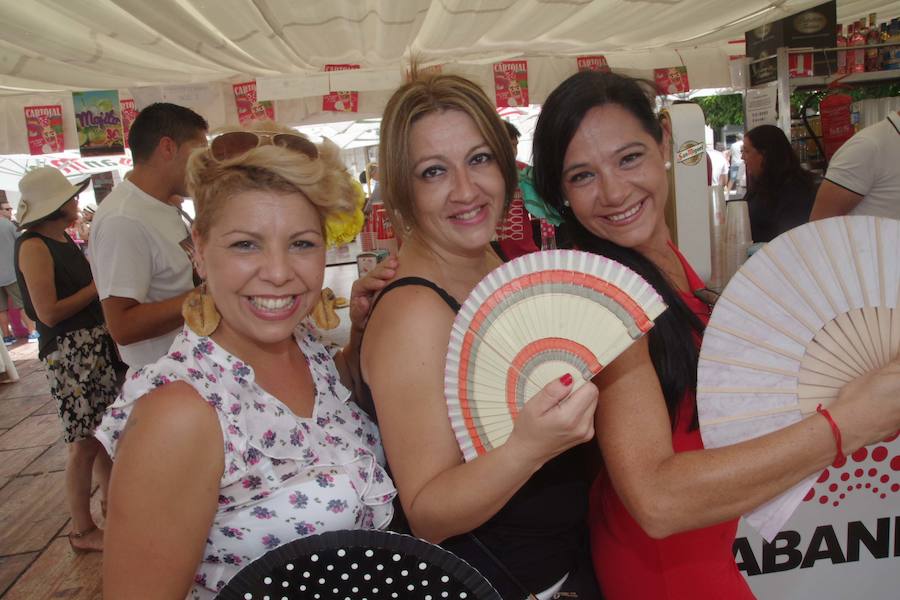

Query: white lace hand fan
[[697, 216, 900, 541], [445, 249, 667, 462]]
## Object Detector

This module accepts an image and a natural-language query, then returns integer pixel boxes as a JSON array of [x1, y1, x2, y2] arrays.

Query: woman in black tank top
[[360, 74, 602, 599], [15, 167, 122, 554]]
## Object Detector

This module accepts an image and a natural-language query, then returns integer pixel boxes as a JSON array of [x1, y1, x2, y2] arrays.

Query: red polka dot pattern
[[801, 438, 900, 508]]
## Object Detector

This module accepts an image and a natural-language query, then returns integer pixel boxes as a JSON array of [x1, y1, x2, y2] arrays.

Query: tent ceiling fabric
[[0, 0, 895, 154]]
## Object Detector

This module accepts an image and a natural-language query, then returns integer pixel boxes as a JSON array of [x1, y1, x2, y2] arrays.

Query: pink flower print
[[194, 573, 208, 587], [315, 473, 335, 488], [289, 491, 309, 509], [253, 400, 266, 412], [219, 526, 244, 540], [187, 368, 204, 380], [229, 403, 241, 415], [280, 470, 298, 482], [193, 340, 214, 359], [316, 415, 331, 427], [232, 362, 251, 383], [289, 427, 305, 446], [326, 499, 349, 514], [324, 434, 343, 446], [374, 469, 385, 484], [223, 553, 242, 566], [245, 447, 263, 466], [333, 413, 346, 425], [204, 554, 221, 563], [241, 475, 262, 490], [206, 393, 222, 409], [294, 521, 316, 536], [262, 534, 281, 549], [366, 433, 377, 447], [261, 430, 276, 448], [110, 408, 127, 420], [217, 494, 235, 506], [151, 374, 172, 387], [251, 506, 276, 519], [357, 467, 369, 482], [170, 351, 187, 363], [350, 410, 361, 421], [250, 491, 270, 502], [354, 427, 364, 438], [206, 373, 218, 383]]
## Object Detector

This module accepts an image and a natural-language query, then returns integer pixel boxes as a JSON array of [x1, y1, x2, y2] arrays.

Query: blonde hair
[[378, 72, 517, 233], [187, 121, 356, 241]]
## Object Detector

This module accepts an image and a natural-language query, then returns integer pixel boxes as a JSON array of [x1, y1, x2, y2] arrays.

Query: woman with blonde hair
[[98, 122, 397, 599], [361, 74, 601, 598]]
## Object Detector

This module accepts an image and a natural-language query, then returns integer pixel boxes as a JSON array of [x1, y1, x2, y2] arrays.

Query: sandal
[[69, 525, 103, 554]]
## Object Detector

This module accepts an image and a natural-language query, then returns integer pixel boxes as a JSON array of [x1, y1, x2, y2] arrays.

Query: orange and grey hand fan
[[445, 249, 667, 462], [697, 216, 900, 540]]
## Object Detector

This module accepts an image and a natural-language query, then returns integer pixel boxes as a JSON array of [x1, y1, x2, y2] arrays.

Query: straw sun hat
[[17, 167, 90, 228]]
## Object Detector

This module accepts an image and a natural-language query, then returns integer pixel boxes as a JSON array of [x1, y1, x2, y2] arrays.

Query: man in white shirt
[[90, 103, 208, 370], [811, 111, 900, 220]]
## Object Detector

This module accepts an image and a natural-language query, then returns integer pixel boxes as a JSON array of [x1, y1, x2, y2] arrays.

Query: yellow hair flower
[[325, 178, 366, 247]]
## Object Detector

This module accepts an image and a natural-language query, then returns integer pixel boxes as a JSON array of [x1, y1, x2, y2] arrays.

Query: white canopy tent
[[0, 0, 896, 155]]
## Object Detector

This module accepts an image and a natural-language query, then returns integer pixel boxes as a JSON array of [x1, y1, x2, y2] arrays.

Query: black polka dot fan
[[215, 529, 501, 600]]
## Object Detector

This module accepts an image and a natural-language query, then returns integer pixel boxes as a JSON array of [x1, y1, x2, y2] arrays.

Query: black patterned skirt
[[43, 324, 122, 443]]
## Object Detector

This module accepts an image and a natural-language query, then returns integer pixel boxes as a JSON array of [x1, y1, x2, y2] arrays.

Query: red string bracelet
[[817, 404, 845, 467]]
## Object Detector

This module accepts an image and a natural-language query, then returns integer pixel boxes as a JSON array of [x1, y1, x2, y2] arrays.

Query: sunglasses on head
[[209, 131, 319, 162]]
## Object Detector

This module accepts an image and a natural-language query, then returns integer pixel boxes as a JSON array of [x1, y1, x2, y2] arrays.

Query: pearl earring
[[665, 160, 672, 170], [563, 199, 570, 207]]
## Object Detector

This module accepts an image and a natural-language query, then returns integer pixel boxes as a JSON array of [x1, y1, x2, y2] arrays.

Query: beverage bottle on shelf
[[850, 21, 867, 73], [836, 23, 848, 74], [866, 13, 880, 71]]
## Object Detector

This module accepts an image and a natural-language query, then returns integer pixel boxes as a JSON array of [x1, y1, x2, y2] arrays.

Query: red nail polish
[[559, 373, 573, 386]]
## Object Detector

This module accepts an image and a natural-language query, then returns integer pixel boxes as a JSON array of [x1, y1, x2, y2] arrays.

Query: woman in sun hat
[[14, 166, 123, 553]]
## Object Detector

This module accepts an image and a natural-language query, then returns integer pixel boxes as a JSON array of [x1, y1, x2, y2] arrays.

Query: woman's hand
[[830, 355, 900, 452], [506, 374, 598, 465], [349, 257, 398, 333]]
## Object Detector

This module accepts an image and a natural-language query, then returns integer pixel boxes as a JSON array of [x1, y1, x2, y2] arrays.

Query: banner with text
[[72, 90, 125, 157], [577, 55, 611, 73], [493, 60, 529, 108], [24, 105, 65, 156], [323, 64, 361, 113], [736, 433, 900, 598], [233, 81, 275, 125]]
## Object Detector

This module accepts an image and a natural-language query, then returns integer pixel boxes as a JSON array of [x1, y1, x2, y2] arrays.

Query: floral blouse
[[95, 322, 396, 599]]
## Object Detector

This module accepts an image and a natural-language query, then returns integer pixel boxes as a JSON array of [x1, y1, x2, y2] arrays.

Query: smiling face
[[407, 109, 506, 256], [562, 104, 671, 254], [194, 189, 326, 351]]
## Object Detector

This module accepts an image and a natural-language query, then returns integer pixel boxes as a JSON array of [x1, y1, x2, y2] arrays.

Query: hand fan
[[445, 249, 667, 462], [216, 529, 501, 600], [697, 215, 900, 541]]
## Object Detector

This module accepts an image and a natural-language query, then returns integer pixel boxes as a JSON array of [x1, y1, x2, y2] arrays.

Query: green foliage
[[694, 94, 745, 129], [791, 82, 900, 114]]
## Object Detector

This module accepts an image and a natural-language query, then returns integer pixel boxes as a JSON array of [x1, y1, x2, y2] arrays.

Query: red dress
[[588, 243, 755, 599]]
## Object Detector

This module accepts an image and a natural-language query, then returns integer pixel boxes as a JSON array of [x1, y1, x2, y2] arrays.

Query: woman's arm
[[362, 286, 597, 543], [103, 381, 224, 599], [595, 337, 900, 539], [17, 238, 97, 327]]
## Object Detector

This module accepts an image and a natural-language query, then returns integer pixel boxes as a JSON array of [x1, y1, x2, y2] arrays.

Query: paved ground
[[0, 341, 104, 600]]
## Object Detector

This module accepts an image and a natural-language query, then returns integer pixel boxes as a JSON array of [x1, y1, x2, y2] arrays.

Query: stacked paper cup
[[723, 199, 752, 286], [708, 185, 727, 292]]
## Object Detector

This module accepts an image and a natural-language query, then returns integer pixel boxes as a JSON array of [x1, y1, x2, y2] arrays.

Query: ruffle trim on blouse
[[99, 322, 396, 516]]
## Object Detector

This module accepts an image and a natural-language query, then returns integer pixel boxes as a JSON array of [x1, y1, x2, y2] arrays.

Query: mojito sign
[[72, 90, 125, 157]]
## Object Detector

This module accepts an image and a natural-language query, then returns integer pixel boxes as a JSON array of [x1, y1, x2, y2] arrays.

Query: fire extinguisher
[[818, 91, 854, 160]]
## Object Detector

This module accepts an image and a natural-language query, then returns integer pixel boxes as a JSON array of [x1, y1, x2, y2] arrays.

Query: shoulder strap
[[371, 276, 462, 314]]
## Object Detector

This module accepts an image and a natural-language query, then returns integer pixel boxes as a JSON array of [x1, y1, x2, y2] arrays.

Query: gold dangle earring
[[182, 282, 221, 337]]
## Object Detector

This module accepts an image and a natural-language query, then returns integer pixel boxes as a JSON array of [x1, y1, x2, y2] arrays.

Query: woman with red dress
[[531, 71, 900, 599]]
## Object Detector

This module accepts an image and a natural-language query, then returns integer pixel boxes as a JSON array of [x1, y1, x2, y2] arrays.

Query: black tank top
[[361, 277, 591, 598], [14, 232, 104, 359]]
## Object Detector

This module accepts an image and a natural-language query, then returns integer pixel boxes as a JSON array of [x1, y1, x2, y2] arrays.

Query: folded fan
[[445, 249, 667, 462], [697, 216, 900, 541]]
